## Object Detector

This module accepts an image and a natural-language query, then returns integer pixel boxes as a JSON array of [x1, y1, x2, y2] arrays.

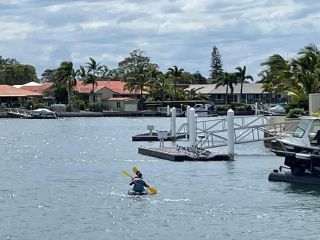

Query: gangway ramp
[[176, 115, 299, 149]]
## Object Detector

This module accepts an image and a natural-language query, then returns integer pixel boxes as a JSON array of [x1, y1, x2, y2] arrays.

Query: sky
[[0, 0, 319, 80]]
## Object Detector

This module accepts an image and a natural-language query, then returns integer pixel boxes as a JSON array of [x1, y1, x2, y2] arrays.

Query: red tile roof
[[20, 82, 54, 94], [74, 82, 107, 94], [75, 80, 142, 95], [0, 85, 42, 97]]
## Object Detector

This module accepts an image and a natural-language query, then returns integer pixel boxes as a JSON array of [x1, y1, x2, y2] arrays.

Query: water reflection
[[284, 183, 320, 196]]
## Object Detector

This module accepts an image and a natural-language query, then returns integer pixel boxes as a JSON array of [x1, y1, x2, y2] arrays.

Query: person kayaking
[[129, 171, 149, 194]]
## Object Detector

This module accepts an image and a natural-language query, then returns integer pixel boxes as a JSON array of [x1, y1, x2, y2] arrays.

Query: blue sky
[[0, 0, 319, 80]]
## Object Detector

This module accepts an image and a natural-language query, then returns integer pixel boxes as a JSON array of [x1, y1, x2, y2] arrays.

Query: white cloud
[[0, 0, 319, 79]]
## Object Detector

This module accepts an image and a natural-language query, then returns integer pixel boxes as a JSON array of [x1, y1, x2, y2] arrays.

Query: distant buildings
[[185, 83, 287, 104], [0, 81, 288, 111]]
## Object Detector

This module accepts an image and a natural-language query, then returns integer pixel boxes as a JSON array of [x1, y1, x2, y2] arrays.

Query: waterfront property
[[103, 97, 138, 111], [74, 80, 147, 104], [0, 84, 42, 109], [185, 83, 287, 104]]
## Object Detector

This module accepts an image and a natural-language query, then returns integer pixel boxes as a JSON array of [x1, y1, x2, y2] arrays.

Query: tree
[[215, 72, 238, 105], [118, 49, 154, 75], [0, 56, 37, 85], [40, 69, 58, 82], [192, 71, 207, 84], [167, 65, 184, 100], [81, 58, 107, 104], [124, 64, 159, 110], [56, 61, 78, 111], [259, 43, 320, 106], [118, 49, 158, 108], [235, 66, 253, 103], [209, 46, 223, 83]]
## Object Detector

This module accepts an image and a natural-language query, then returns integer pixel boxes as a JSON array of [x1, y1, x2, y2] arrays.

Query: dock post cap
[[227, 109, 234, 113]]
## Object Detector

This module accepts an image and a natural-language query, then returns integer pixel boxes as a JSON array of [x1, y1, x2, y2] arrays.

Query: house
[[103, 97, 139, 111], [74, 80, 147, 103], [185, 83, 287, 104], [0, 85, 42, 109], [17, 82, 56, 106]]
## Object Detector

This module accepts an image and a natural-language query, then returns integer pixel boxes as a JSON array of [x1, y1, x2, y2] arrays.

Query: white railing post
[[166, 105, 170, 116], [189, 108, 196, 147], [186, 106, 190, 136], [255, 102, 258, 115], [227, 109, 235, 159], [171, 107, 176, 137]]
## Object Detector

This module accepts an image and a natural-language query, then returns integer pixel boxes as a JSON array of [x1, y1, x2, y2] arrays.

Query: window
[[116, 102, 121, 109], [292, 119, 310, 138]]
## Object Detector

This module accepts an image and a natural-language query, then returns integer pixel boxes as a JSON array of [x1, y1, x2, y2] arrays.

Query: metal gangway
[[175, 115, 299, 149]]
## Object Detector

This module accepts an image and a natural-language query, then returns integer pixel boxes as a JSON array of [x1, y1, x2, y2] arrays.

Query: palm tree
[[215, 72, 238, 105], [259, 44, 320, 106], [167, 65, 184, 100], [83, 58, 103, 104], [124, 64, 158, 110], [235, 66, 253, 103], [56, 61, 78, 111]]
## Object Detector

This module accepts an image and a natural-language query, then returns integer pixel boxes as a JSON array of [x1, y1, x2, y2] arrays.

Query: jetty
[[138, 146, 230, 161]]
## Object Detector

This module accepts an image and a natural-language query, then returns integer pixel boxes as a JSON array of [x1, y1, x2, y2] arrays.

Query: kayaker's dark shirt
[[129, 177, 149, 193]]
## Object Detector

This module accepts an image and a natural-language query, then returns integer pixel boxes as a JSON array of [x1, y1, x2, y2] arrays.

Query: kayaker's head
[[137, 172, 142, 178]]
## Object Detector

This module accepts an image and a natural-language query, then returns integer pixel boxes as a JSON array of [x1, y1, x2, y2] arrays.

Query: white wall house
[[103, 97, 138, 111], [185, 83, 287, 104]]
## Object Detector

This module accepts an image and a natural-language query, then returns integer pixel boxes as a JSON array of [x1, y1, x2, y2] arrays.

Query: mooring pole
[[186, 105, 190, 137], [171, 107, 176, 137], [189, 108, 196, 147], [227, 109, 235, 160], [255, 102, 258, 115], [166, 105, 170, 116]]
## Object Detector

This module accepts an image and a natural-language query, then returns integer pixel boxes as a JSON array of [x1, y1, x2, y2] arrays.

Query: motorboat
[[273, 117, 320, 155], [28, 108, 58, 119], [193, 104, 216, 117], [269, 117, 320, 184], [269, 104, 285, 115]]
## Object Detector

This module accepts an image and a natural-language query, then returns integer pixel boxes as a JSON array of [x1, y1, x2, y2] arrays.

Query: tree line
[[1, 43, 319, 111]]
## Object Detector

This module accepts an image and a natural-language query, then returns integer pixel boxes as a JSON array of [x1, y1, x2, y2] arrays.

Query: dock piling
[[170, 107, 176, 137], [227, 109, 235, 159], [189, 108, 196, 147]]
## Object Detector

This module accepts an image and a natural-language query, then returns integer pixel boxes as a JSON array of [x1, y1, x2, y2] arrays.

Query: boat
[[26, 108, 58, 119], [269, 117, 320, 185], [193, 104, 216, 117], [257, 104, 286, 116], [6, 107, 58, 119], [127, 189, 148, 196], [269, 104, 285, 115], [268, 151, 320, 185], [272, 116, 320, 156]]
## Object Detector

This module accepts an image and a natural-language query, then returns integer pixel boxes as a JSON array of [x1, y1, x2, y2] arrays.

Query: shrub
[[89, 103, 104, 112], [287, 108, 305, 118]]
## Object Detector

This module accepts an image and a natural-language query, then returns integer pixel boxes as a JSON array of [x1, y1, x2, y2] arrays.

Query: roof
[[13, 81, 41, 88], [73, 82, 106, 94], [0, 85, 42, 97], [20, 82, 55, 94], [75, 80, 145, 95], [185, 83, 269, 94]]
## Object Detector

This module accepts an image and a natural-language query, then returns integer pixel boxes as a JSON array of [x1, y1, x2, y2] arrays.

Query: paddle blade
[[132, 167, 139, 174], [122, 170, 131, 178], [148, 187, 157, 195]]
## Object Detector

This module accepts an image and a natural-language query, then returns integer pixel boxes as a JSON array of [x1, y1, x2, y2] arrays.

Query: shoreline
[[0, 110, 257, 118]]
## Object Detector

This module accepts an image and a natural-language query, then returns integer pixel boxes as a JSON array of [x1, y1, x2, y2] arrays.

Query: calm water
[[0, 117, 319, 240]]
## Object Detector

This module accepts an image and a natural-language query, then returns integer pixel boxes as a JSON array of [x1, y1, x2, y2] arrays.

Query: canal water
[[0, 117, 319, 240]]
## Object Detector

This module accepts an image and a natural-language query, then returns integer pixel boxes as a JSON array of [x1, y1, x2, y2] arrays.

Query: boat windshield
[[292, 119, 310, 138]]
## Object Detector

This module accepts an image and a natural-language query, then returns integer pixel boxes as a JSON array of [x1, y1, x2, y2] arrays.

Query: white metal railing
[[174, 115, 300, 149]]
